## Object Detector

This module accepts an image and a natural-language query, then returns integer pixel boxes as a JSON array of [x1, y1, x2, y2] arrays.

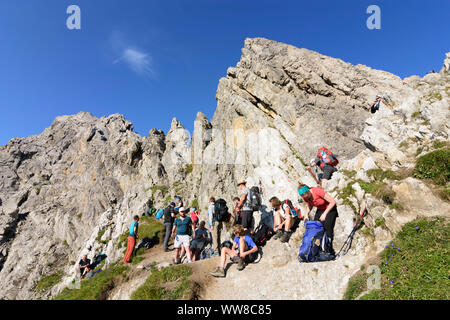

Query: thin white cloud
[[110, 32, 155, 78], [114, 48, 154, 76]]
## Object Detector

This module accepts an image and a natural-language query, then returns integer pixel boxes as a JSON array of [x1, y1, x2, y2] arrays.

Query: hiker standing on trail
[[232, 196, 242, 226], [123, 215, 139, 263], [190, 208, 200, 228], [191, 221, 209, 261], [298, 184, 338, 255], [208, 196, 223, 254], [163, 202, 176, 252], [210, 224, 259, 278], [306, 147, 339, 184], [171, 207, 196, 264], [236, 180, 254, 234], [270, 197, 299, 243]]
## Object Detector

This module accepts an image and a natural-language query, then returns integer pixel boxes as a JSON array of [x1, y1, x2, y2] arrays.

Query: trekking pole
[[335, 205, 368, 258], [307, 167, 321, 186]]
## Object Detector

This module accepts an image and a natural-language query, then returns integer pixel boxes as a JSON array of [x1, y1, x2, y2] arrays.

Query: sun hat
[[237, 179, 247, 186]]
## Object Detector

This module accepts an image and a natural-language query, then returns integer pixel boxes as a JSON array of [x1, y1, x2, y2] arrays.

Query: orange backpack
[[317, 147, 339, 169]]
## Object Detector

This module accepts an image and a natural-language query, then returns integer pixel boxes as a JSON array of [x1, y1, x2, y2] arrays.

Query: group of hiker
[[121, 146, 342, 279]]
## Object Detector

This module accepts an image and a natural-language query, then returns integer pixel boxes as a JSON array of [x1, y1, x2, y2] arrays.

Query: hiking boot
[[236, 257, 245, 271], [273, 230, 283, 240], [173, 258, 180, 265], [280, 231, 291, 243], [210, 267, 225, 278]]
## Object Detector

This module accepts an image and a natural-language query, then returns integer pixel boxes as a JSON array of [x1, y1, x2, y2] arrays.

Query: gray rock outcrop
[[0, 38, 448, 300]]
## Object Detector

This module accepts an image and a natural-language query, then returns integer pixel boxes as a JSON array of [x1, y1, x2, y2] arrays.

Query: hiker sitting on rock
[[270, 197, 298, 243], [210, 225, 258, 278], [298, 184, 338, 256], [123, 215, 139, 263], [77, 255, 92, 278], [191, 221, 209, 261], [171, 207, 196, 264], [174, 196, 183, 213]]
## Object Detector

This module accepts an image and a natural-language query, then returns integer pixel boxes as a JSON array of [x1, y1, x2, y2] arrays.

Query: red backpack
[[317, 147, 339, 169]]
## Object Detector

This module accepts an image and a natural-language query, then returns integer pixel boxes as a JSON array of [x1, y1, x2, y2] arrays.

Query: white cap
[[179, 207, 186, 212]]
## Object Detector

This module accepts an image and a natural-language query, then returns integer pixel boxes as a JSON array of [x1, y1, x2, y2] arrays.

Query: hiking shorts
[[232, 251, 258, 264], [241, 210, 254, 229], [174, 235, 191, 249], [321, 165, 337, 180], [191, 238, 207, 250]]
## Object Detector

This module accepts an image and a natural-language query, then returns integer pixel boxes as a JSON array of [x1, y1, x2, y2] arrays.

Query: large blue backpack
[[298, 221, 334, 263]]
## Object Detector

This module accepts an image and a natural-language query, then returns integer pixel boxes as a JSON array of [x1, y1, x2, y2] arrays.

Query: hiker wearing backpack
[[191, 221, 209, 261], [370, 95, 383, 114], [270, 197, 300, 243], [171, 207, 196, 264], [163, 202, 176, 252], [236, 180, 260, 234], [123, 215, 139, 263], [208, 197, 224, 254], [210, 225, 259, 277], [298, 184, 338, 255], [306, 147, 339, 183]]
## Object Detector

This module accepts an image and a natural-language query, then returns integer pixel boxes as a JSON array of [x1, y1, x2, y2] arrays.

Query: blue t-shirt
[[234, 235, 256, 251], [129, 221, 139, 238], [174, 217, 192, 236]]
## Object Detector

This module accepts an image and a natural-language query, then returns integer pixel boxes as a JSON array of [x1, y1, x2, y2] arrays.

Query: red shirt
[[190, 211, 199, 223], [305, 187, 329, 211]]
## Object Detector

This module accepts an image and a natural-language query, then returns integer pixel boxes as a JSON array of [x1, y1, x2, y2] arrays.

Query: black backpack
[[252, 224, 274, 247], [214, 199, 230, 222], [249, 186, 262, 211]]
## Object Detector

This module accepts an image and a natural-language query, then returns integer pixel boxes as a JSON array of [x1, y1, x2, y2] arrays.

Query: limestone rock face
[[0, 38, 449, 300]]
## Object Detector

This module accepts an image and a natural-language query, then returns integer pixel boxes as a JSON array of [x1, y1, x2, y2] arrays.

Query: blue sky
[[0, 0, 449, 145]]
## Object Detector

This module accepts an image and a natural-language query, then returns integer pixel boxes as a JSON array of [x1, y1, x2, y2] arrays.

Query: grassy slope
[[344, 217, 449, 300]]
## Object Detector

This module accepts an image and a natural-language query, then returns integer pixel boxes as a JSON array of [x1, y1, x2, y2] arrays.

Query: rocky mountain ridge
[[0, 38, 448, 299]]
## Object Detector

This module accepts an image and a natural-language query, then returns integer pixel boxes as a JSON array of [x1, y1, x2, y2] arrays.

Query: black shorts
[[232, 251, 258, 264], [241, 210, 254, 229], [321, 165, 337, 180]]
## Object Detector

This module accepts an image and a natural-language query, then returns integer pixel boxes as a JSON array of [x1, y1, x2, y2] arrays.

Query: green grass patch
[[341, 170, 357, 179], [191, 198, 199, 209], [411, 111, 421, 119], [358, 217, 449, 300], [55, 263, 129, 300], [413, 148, 450, 186], [432, 141, 448, 150], [131, 264, 193, 300], [375, 217, 386, 229], [343, 272, 368, 300], [35, 270, 64, 293], [185, 164, 193, 175]]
